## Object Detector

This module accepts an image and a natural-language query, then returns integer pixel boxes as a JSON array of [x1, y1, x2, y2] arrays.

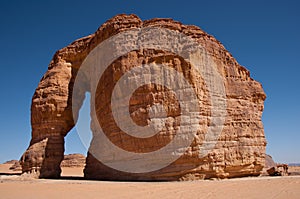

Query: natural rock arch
[[21, 14, 267, 180]]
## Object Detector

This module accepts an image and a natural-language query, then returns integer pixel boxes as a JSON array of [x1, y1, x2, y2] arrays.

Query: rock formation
[[3, 160, 19, 165], [60, 154, 85, 167], [264, 155, 289, 176], [265, 154, 276, 169], [262, 154, 277, 176], [9, 161, 22, 171], [21, 14, 266, 180], [3, 154, 85, 173]]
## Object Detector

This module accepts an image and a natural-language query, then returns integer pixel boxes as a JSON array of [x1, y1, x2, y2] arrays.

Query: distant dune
[[289, 163, 300, 166]]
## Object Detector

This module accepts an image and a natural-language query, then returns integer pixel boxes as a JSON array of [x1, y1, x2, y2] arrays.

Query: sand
[[289, 166, 300, 173], [61, 167, 84, 177], [0, 164, 21, 174], [1, 165, 300, 199]]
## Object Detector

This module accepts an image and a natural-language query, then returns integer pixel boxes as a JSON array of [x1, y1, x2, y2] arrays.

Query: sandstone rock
[[60, 154, 85, 167], [4, 154, 84, 172], [263, 156, 289, 176], [265, 154, 276, 169], [267, 167, 279, 176], [21, 14, 266, 180], [3, 160, 19, 165], [9, 161, 22, 171], [261, 154, 277, 176]]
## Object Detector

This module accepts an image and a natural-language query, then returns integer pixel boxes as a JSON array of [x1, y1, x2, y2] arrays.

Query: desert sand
[[1, 164, 300, 199]]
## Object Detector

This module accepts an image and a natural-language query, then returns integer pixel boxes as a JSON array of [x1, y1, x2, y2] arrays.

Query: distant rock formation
[[289, 163, 300, 166], [60, 154, 85, 167], [3, 160, 19, 165], [9, 161, 22, 171], [20, 14, 266, 180], [4, 154, 85, 172]]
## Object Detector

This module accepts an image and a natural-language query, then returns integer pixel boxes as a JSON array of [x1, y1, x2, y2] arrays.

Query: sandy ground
[[61, 167, 84, 177], [0, 164, 21, 174], [289, 166, 300, 173], [1, 164, 300, 199]]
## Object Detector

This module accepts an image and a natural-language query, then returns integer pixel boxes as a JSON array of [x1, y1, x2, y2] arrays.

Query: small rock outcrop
[[263, 155, 289, 176], [3, 160, 19, 165], [263, 154, 278, 176], [21, 14, 266, 180], [9, 161, 22, 171]]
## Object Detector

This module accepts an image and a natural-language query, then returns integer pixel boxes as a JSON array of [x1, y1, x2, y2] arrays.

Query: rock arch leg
[[21, 62, 85, 178]]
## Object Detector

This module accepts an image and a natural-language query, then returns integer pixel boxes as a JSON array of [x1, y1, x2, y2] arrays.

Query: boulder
[[265, 154, 277, 169]]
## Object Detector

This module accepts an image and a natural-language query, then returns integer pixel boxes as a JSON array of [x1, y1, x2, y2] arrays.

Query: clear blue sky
[[0, 0, 299, 163]]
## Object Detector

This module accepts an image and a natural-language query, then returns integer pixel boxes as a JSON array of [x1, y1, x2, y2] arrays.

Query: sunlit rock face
[[21, 14, 266, 181]]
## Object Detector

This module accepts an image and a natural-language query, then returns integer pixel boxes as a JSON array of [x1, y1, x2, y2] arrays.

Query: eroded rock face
[[21, 14, 266, 180]]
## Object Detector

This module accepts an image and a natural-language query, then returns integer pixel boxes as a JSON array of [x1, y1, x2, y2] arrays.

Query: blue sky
[[0, 0, 299, 163]]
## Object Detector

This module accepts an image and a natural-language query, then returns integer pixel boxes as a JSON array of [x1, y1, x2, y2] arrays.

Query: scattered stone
[[277, 164, 289, 176], [267, 167, 280, 176]]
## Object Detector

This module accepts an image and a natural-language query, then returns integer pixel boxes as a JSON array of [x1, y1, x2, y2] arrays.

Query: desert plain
[[1, 163, 300, 199]]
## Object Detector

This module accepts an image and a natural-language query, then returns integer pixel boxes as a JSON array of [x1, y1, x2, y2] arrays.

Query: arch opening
[[61, 92, 92, 178]]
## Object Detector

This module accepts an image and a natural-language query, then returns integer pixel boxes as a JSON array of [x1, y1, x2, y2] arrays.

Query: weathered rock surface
[[21, 14, 266, 180], [60, 154, 85, 167]]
